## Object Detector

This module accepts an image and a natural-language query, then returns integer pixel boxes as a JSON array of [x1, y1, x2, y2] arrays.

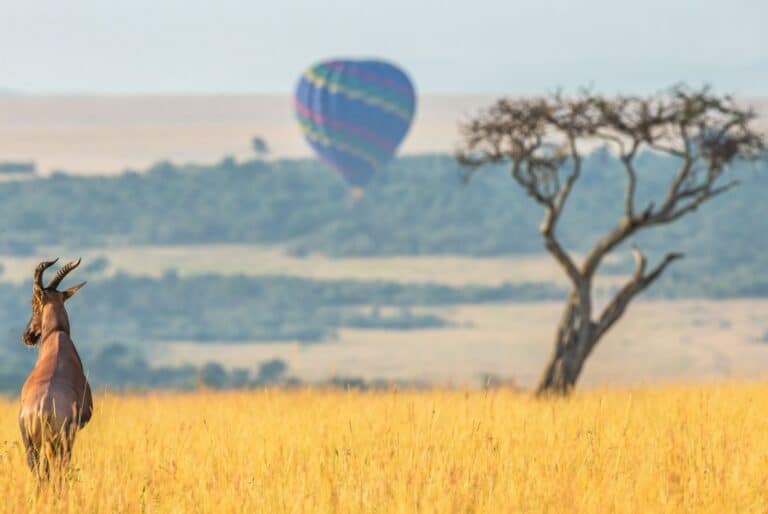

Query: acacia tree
[[457, 85, 765, 395]]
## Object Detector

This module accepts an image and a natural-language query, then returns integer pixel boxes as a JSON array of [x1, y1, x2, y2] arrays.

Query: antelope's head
[[23, 258, 86, 346]]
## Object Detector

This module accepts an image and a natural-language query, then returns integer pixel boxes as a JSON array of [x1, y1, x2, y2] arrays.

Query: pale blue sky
[[2, 0, 766, 95]]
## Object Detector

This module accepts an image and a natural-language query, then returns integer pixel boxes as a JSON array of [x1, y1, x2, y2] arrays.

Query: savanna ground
[[1, 385, 768, 513]]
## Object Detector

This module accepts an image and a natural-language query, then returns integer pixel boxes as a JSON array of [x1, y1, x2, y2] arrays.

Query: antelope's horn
[[48, 258, 82, 290], [34, 259, 59, 292]]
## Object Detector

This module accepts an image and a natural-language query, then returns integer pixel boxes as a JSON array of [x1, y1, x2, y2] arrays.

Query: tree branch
[[541, 218, 582, 286], [591, 247, 683, 345], [620, 139, 641, 218], [649, 179, 740, 225], [555, 134, 581, 214]]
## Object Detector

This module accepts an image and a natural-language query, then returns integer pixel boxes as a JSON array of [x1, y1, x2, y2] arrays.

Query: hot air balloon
[[294, 59, 416, 194]]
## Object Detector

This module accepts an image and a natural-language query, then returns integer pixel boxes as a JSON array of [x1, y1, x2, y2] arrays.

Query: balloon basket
[[348, 187, 365, 207]]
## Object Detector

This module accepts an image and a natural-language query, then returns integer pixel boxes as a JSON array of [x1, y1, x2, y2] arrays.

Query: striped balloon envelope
[[294, 59, 416, 191]]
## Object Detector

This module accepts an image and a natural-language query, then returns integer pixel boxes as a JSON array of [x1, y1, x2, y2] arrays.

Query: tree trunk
[[536, 290, 593, 395]]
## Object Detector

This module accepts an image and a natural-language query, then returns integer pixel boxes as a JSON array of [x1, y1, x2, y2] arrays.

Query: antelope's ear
[[63, 281, 86, 300]]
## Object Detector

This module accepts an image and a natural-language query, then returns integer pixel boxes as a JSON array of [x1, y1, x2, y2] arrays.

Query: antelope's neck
[[41, 302, 70, 339]]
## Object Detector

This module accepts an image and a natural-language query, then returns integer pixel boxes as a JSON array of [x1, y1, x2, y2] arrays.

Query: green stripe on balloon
[[312, 64, 415, 111], [303, 69, 413, 121]]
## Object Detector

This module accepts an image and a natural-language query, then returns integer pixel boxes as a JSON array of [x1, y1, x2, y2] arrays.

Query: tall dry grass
[[1, 384, 767, 513]]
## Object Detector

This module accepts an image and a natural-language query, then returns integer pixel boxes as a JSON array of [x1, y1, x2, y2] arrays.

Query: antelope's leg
[[19, 417, 40, 473], [58, 421, 76, 475]]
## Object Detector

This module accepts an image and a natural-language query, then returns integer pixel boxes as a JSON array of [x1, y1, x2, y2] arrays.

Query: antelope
[[19, 258, 92, 479]]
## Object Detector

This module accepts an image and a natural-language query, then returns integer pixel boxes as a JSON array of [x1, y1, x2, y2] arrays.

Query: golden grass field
[[1, 385, 768, 513]]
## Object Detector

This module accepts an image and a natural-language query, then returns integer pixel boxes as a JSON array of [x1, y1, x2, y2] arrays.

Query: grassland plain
[[1, 385, 768, 513], [0, 245, 584, 287], [159, 299, 768, 387]]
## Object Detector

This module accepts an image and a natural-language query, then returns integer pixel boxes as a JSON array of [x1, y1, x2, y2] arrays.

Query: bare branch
[[541, 219, 582, 285], [652, 179, 740, 224], [592, 249, 683, 345], [555, 135, 581, 213], [630, 244, 647, 279], [622, 152, 638, 218]]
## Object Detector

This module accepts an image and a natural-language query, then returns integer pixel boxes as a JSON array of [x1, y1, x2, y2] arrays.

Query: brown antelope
[[19, 258, 92, 479]]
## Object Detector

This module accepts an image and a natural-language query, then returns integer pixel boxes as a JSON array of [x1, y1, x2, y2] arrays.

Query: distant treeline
[[0, 161, 35, 174], [0, 151, 766, 293], [0, 152, 759, 254], [0, 271, 563, 347], [0, 341, 428, 393], [2, 264, 764, 358]]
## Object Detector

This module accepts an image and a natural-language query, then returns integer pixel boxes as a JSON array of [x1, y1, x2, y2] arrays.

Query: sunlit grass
[[1, 384, 767, 513]]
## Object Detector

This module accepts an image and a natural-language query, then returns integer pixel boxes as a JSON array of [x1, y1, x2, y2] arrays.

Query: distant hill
[[0, 94, 494, 174], [0, 94, 764, 175]]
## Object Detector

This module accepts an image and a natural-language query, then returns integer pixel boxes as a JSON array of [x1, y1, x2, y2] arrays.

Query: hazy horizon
[[3, 0, 766, 96]]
